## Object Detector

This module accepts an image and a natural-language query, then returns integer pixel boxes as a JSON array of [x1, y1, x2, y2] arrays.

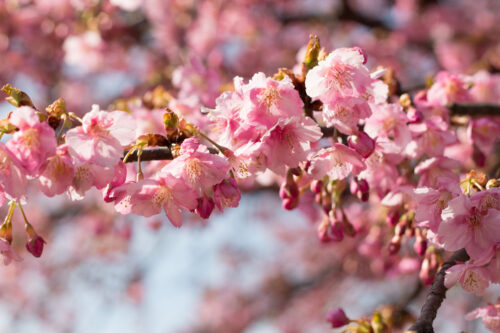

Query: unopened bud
[[46, 97, 67, 118], [406, 107, 423, 123], [348, 132, 375, 158], [386, 209, 400, 227], [1, 84, 35, 108], [304, 35, 321, 69], [326, 308, 350, 328], [195, 197, 215, 219], [163, 109, 179, 134], [388, 235, 401, 255], [310, 180, 323, 194]]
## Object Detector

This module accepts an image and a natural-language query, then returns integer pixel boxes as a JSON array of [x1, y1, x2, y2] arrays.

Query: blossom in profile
[[308, 143, 366, 180], [466, 302, 500, 333]]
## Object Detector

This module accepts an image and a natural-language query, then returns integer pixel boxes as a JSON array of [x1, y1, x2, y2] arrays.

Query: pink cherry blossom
[[426, 71, 472, 106], [240, 72, 304, 127], [164, 138, 230, 195], [364, 103, 411, 155], [127, 174, 198, 227], [68, 161, 121, 200], [406, 116, 457, 158], [65, 105, 136, 167], [37, 145, 74, 197], [321, 96, 371, 135], [414, 157, 461, 187], [445, 261, 490, 296], [308, 143, 366, 181], [0, 238, 22, 265], [0, 143, 28, 200], [260, 117, 322, 175], [466, 302, 500, 333], [213, 178, 241, 211], [305, 47, 372, 104], [439, 190, 500, 260], [6, 106, 57, 174]]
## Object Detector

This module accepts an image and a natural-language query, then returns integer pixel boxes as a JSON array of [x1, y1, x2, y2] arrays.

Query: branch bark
[[123, 147, 173, 163], [449, 103, 500, 116], [407, 248, 470, 333]]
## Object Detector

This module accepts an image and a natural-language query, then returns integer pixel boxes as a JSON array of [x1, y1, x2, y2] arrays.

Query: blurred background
[[1, 0, 500, 332]]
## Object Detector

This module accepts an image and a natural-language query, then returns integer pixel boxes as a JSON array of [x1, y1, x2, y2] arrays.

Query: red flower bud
[[348, 131, 375, 158], [26, 235, 46, 258], [326, 308, 350, 328], [196, 197, 215, 219]]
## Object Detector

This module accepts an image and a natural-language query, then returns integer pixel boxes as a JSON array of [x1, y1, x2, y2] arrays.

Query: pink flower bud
[[386, 209, 400, 227], [310, 180, 323, 194], [26, 235, 46, 258], [282, 196, 299, 210], [326, 308, 350, 328], [406, 107, 423, 123], [348, 131, 375, 158], [196, 197, 215, 219], [414, 238, 427, 256], [279, 181, 299, 200]]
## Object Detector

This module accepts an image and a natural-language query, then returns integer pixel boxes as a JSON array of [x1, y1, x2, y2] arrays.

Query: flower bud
[[386, 209, 400, 227], [195, 197, 215, 219], [326, 308, 350, 328], [406, 107, 423, 123], [282, 196, 299, 210], [1, 84, 35, 108], [163, 109, 179, 134], [310, 180, 323, 194], [388, 235, 401, 255], [25, 223, 46, 258], [304, 35, 321, 69], [348, 132, 375, 158]]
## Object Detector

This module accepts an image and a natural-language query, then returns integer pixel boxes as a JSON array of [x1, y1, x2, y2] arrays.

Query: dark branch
[[123, 147, 173, 163], [449, 103, 500, 116], [408, 249, 470, 333]]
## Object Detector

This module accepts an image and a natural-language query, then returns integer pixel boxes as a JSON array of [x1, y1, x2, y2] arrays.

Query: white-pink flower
[[445, 261, 490, 296], [466, 302, 500, 333], [6, 106, 57, 174], [66, 105, 136, 167], [308, 143, 366, 180], [305, 47, 372, 104]]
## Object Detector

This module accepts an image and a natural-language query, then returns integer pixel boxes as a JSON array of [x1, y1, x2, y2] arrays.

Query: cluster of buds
[[350, 177, 370, 202], [388, 211, 415, 255], [317, 208, 356, 243], [163, 108, 198, 144], [279, 168, 301, 210], [419, 246, 443, 285], [0, 202, 46, 264], [328, 308, 392, 333]]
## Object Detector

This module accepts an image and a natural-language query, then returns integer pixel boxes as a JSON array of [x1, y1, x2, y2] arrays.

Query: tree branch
[[449, 103, 500, 116], [123, 147, 173, 163], [408, 248, 470, 333]]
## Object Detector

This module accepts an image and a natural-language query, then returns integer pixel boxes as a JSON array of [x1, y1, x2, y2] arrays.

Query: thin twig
[[408, 249, 470, 333], [449, 103, 500, 116]]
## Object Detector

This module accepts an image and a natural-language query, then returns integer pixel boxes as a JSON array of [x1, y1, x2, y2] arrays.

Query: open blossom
[[322, 96, 371, 135], [0, 143, 28, 200], [37, 145, 74, 197], [260, 117, 322, 175], [426, 71, 472, 106], [65, 105, 136, 167], [6, 106, 56, 174], [364, 103, 411, 155], [405, 116, 456, 158], [240, 72, 304, 127], [305, 47, 372, 104], [414, 157, 461, 187], [438, 190, 500, 260], [413, 181, 461, 233], [127, 174, 198, 227], [0, 238, 22, 265], [68, 161, 123, 200], [466, 302, 500, 333], [213, 178, 240, 211], [445, 262, 490, 296], [308, 143, 366, 180], [165, 138, 230, 195]]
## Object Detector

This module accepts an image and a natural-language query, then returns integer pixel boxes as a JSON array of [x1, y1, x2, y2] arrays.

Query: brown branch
[[408, 248, 470, 333], [449, 103, 500, 116], [123, 147, 173, 163]]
